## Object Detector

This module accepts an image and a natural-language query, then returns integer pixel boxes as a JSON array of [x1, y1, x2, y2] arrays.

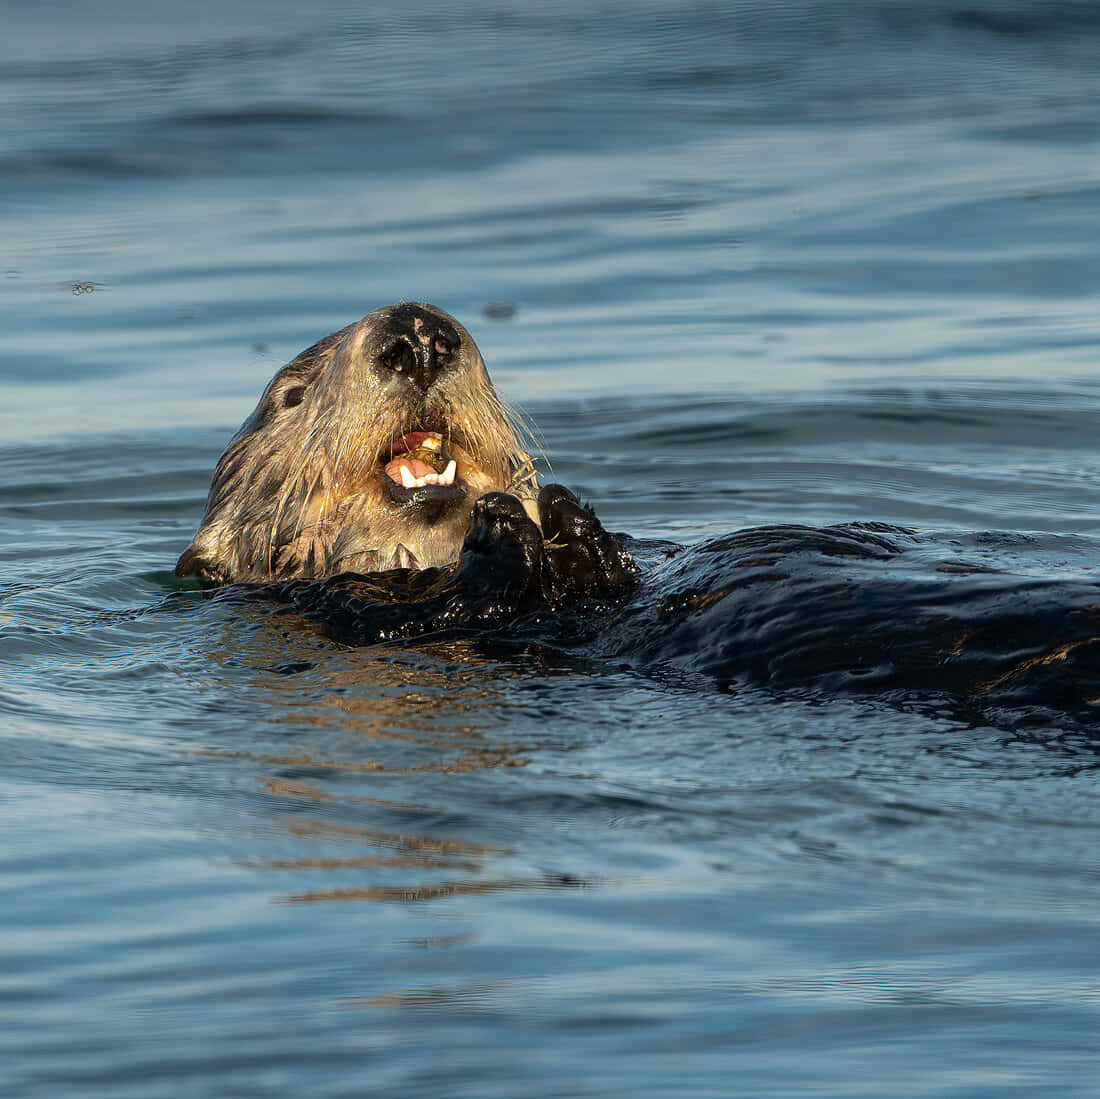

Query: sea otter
[[179, 304, 1100, 723]]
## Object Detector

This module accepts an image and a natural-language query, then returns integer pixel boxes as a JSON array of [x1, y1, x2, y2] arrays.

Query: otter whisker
[[505, 455, 539, 497]]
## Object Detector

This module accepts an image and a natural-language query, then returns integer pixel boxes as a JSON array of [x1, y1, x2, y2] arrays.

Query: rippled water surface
[[4, 2, 1100, 1096]]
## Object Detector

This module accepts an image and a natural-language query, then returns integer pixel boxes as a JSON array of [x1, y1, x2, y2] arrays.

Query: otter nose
[[379, 330, 457, 393]]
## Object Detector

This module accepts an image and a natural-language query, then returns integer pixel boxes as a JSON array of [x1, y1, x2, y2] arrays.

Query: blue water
[[3, 2, 1100, 1095]]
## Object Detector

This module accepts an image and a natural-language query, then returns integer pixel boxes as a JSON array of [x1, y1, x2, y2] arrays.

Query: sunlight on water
[[3, 2, 1100, 1096]]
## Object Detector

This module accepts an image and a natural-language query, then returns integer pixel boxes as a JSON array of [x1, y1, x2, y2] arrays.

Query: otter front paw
[[456, 492, 545, 601], [537, 484, 638, 602]]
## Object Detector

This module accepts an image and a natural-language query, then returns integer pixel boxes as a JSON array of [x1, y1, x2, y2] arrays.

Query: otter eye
[[283, 385, 306, 408], [383, 342, 417, 375]]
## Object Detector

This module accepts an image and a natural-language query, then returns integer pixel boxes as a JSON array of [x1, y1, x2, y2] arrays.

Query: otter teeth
[[399, 459, 458, 490]]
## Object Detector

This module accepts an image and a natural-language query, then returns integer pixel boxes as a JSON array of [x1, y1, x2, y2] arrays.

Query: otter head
[[176, 303, 539, 586]]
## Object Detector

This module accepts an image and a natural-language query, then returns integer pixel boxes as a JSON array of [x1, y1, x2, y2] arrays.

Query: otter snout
[[375, 304, 461, 394]]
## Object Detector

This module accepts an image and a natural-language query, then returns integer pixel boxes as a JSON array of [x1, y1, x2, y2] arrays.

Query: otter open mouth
[[383, 432, 457, 489], [380, 431, 466, 511]]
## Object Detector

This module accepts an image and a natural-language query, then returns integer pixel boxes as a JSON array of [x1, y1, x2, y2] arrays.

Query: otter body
[[181, 306, 1100, 725]]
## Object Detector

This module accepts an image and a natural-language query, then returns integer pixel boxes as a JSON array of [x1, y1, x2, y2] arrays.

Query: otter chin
[[176, 303, 540, 587]]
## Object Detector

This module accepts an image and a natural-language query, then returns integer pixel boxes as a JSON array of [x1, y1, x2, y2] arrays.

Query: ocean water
[[3, 2, 1100, 1096]]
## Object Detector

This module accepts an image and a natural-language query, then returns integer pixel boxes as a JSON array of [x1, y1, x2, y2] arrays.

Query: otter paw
[[537, 484, 638, 602], [457, 492, 544, 599]]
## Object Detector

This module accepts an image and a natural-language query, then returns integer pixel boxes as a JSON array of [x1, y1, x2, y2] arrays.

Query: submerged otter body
[[261, 511, 1100, 721], [181, 305, 1100, 724]]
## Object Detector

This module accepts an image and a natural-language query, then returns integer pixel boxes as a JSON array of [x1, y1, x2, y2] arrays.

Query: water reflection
[[281, 873, 588, 906], [189, 620, 591, 908]]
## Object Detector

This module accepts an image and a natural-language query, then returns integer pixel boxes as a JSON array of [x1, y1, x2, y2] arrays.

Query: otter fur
[[177, 303, 539, 586]]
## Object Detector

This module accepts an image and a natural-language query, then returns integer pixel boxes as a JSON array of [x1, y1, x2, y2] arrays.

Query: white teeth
[[398, 458, 457, 491]]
